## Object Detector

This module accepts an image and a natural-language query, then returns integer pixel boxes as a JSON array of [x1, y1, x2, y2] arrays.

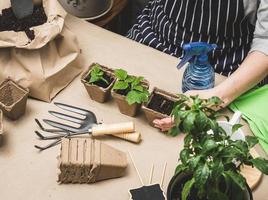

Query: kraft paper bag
[[0, 0, 83, 102]]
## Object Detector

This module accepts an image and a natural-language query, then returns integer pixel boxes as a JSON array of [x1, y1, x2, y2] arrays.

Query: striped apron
[[127, 0, 255, 78]]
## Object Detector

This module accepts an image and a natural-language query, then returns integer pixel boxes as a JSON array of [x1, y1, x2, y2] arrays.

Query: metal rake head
[[43, 102, 98, 133]]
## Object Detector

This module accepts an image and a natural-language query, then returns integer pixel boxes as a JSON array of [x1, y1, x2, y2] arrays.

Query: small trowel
[[11, 0, 34, 19]]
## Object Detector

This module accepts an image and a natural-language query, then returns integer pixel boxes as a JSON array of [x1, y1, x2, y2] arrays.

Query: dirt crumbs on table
[[0, 5, 47, 40], [58, 138, 128, 184], [147, 94, 174, 115]]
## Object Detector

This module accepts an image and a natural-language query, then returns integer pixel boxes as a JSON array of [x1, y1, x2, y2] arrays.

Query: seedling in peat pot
[[81, 63, 115, 103], [112, 69, 150, 117]]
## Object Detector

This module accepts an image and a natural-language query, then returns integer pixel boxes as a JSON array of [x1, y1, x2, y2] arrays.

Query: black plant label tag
[[11, 0, 34, 19], [129, 184, 166, 200]]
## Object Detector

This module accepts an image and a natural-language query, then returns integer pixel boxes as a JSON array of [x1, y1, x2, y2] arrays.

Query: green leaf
[[133, 85, 144, 92], [132, 76, 144, 86], [180, 149, 190, 165], [100, 77, 109, 85], [125, 76, 135, 83], [211, 159, 224, 178], [182, 112, 197, 132], [182, 178, 195, 200], [251, 158, 268, 175], [194, 163, 210, 187], [203, 139, 218, 152], [115, 69, 128, 80], [126, 90, 149, 105], [168, 126, 180, 137], [232, 124, 243, 133], [195, 111, 208, 131], [112, 81, 129, 90], [245, 136, 259, 148], [175, 165, 187, 175], [89, 75, 100, 83], [184, 134, 193, 147], [189, 155, 201, 170], [207, 189, 228, 200], [224, 171, 246, 190], [88, 64, 109, 84], [126, 90, 140, 105]]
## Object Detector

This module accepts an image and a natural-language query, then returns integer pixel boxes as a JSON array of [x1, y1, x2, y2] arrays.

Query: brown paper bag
[[0, 0, 83, 102]]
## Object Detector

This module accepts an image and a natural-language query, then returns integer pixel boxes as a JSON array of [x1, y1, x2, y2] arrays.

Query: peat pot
[[167, 172, 253, 200], [0, 79, 29, 120], [81, 63, 115, 103], [58, 0, 113, 19], [142, 87, 179, 126], [112, 80, 149, 117]]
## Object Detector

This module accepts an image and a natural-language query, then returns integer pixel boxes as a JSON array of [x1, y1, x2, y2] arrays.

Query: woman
[[127, 0, 268, 131]]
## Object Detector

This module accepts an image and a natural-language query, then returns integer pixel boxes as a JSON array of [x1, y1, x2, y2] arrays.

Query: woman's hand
[[153, 117, 174, 132], [153, 87, 228, 132]]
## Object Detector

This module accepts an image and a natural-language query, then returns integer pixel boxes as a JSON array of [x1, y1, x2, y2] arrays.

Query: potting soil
[[147, 94, 174, 115], [0, 5, 47, 40]]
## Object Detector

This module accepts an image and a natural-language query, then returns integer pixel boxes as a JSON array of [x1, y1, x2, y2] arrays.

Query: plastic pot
[[167, 172, 253, 200]]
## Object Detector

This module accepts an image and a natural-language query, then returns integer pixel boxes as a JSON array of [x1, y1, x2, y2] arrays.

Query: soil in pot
[[147, 93, 175, 115], [0, 5, 47, 40], [142, 88, 179, 127], [0, 79, 29, 120], [167, 173, 253, 200]]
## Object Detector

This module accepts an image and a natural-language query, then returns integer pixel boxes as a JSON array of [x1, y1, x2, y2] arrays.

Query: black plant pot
[[167, 172, 253, 200]]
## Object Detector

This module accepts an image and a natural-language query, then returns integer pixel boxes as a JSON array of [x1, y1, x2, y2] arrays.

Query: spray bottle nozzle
[[177, 42, 217, 69]]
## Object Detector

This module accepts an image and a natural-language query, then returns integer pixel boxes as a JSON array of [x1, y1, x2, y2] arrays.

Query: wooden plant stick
[[160, 162, 167, 187], [128, 151, 144, 186], [148, 164, 154, 185]]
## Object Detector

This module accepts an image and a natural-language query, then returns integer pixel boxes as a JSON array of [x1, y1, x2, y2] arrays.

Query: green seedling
[[113, 69, 149, 105], [88, 64, 109, 85]]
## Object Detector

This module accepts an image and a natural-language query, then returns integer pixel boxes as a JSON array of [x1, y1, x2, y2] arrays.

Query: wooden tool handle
[[112, 132, 142, 143], [91, 122, 135, 136]]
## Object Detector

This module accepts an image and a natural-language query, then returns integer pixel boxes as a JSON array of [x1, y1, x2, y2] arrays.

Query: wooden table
[[90, 0, 128, 32], [0, 15, 267, 200]]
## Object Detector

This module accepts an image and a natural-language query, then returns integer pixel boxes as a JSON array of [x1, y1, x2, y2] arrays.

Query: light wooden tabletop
[[0, 15, 267, 200]]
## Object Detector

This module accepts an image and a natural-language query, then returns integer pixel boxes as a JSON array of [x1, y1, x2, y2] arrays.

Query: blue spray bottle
[[177, 42, 217, 93]]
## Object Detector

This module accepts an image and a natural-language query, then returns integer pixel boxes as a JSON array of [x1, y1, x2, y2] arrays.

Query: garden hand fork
[[43, 102, 141, 143]]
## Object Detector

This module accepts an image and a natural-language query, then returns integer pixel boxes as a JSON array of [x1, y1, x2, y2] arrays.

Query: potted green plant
[[167, 95, 268, 200], [81, 63, 115, 103], [111, 69, 150, 117], [142, 87, 180, 127]]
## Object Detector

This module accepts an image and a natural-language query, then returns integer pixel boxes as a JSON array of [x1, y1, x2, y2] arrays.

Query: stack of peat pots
[[81, 63, 180, 131]]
